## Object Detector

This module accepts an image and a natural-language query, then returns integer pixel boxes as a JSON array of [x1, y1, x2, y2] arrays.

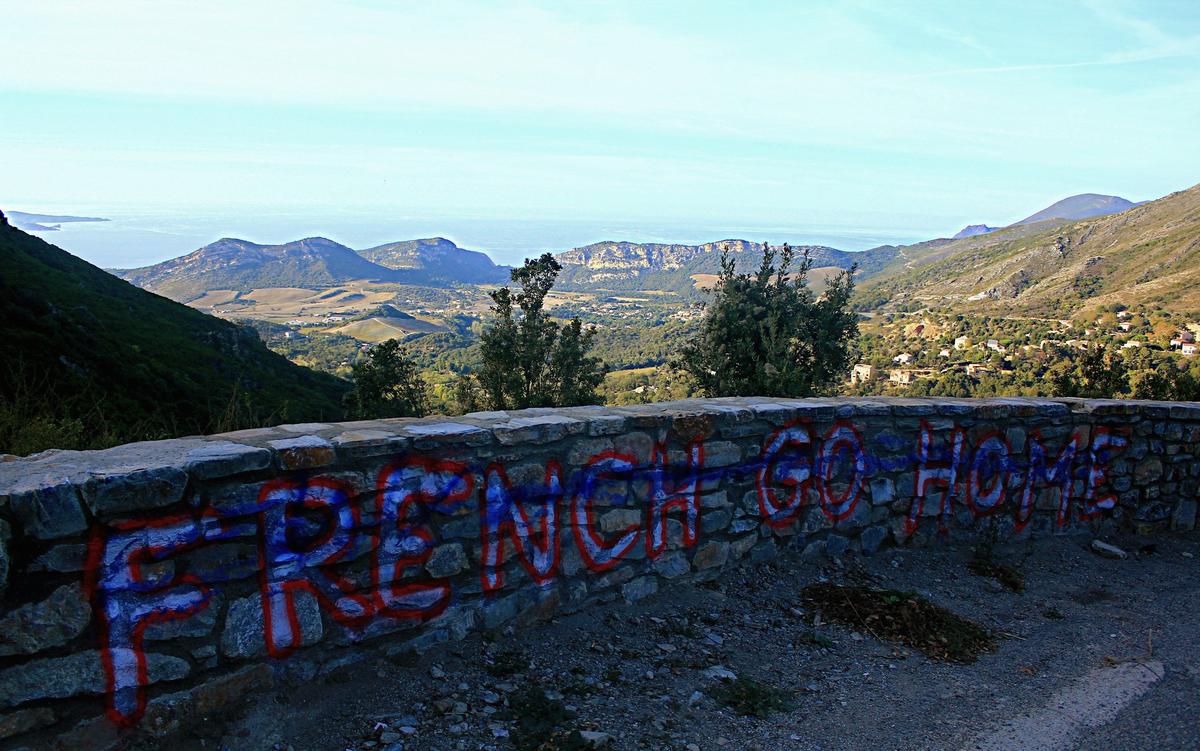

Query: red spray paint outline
[[571, 450, 641, 572], [645, 440, 703, 559], [480, 461, 563, 593]]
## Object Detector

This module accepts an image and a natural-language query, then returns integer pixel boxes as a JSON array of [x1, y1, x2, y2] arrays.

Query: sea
[[9, 206, 947, 270]]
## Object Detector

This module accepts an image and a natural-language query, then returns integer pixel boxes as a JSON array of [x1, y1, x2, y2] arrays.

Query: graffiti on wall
[[84, 419, 1128, 726]]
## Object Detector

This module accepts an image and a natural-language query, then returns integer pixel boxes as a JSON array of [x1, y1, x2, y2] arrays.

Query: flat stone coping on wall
[[3, 397, 1199, 526]]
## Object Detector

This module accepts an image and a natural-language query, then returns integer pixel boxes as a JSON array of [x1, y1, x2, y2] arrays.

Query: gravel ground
[[153, 530, 1200, 751]]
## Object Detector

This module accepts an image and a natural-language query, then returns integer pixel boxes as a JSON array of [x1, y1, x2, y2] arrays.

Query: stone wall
[[0, 397, 1196, 748]]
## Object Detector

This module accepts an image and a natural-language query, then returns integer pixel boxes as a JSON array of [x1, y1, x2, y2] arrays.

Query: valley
[[94, 182, 1200, 410]]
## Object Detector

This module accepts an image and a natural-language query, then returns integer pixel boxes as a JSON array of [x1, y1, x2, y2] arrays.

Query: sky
[[2, 0, 1199, 265]]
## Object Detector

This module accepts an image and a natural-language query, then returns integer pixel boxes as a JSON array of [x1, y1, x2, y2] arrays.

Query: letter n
[[481, 462, 562, 593]]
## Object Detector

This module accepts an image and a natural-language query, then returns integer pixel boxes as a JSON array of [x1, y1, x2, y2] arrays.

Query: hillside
[[856, 183, 1200, 317], [1015, 193, 1136, 225], [554, 239, 898, 294], [121, 235, 510, 303], [119, 236, 401, 302], [0, 212, 347, 455], [329, 304, 447, 343], [358, 237, 510, 284]]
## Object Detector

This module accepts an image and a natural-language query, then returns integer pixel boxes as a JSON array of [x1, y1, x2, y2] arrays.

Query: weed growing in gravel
[[794, 629, 835, 648], [708, 677, 796, 718], [502, 686, 587, 751], [967, 557, 1026, 593], [968, 522, 1026, 592], [486, 647, 530, 678], [802, 583, 997, 663]]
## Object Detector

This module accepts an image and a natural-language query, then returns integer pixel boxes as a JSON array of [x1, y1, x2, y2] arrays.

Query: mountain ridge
[[855, 183, 1200, 317], [553, 238, 898, 293], [1014, 193, 1137, 225], [119, 235, 510, 302]]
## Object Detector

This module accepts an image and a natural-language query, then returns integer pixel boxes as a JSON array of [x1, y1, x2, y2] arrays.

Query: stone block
[[0, 583, 92, 657], [749, 539, 777, 563], [825, 533, 850, 558], [425, 543, 468, 578], [183, 441, 272, 480], [860, 525, 889, 556], [869, 477, 895, 506], [701, 509, 732, 534], [621, 576, 658, 603], [0, 706, 55, 740], [6, 480, 88, 539], [139, 664, 273, 738], [692, 540, 729, 570], [0, 650, 188, 708], [28, 543, 88, 573], [729, 533, 757, 560], [493, 415, 583, 445], [222, 592, 322, 658], [702, 441, 742, 468], [651, 551, 690, 579], [1171, 499, 1196, 531], [268, 435, 336, 470]]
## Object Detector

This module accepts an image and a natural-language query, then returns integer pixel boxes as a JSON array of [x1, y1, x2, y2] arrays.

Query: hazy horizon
[[2, 203, 953, 269]]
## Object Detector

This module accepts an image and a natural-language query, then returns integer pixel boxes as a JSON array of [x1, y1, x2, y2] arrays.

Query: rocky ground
[[147, 530, 1200, 751]]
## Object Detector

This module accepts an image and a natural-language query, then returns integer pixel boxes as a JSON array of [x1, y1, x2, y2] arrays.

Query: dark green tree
[[478, 253, 606, 409], [1050, 346, 1129, 399], [675, 242, 858, 397], [451, 371, 482, 415], [1132, 363, 1199, 401], [344, 339, 429, 419]]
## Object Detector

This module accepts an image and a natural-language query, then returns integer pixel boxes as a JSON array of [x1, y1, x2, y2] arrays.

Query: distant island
[[5, 210, 109, 232]]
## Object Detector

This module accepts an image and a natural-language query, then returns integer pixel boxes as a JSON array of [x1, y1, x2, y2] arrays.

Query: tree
[[451, 370, 482, 415], [1050, 345, 1129, 399], [1132, 363, 1199, 401], [675, 242, 858, 397], [478, 253, 606, 409], [343, 339, 429, 419]]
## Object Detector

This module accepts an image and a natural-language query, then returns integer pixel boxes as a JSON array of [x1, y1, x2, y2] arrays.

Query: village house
[[850, 364, 876, 384], [893, 353, 914, 365], [1183, 342, 1199, 357], [888, 368, 932, 385], [1170, 331, 1196, 349], [954, 335, 972, 350], [986, 339, 1006, 354]]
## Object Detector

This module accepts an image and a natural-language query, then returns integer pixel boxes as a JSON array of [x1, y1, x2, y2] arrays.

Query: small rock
[[702, 665, 737, 682], [579, 730, 614, 748], [1090, 540, 1128, 560]]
